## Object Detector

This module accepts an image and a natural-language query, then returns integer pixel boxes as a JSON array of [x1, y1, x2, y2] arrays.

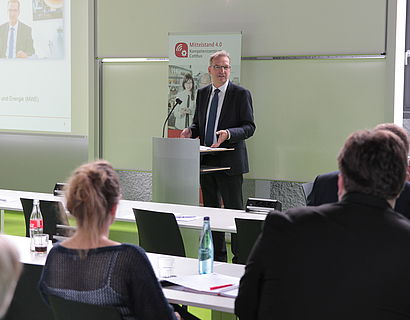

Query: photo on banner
[[168, 33, 242, 137]]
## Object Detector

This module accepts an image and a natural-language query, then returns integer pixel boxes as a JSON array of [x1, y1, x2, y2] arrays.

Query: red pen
[[209, 284, 233, 291]]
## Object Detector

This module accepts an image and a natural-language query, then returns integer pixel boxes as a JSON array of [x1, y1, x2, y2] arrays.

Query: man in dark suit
[[236, 129, 410, 320], [307, 123, 410, 219], [181, 50, 256, 262], [0, 0, 34, 58], [307, 171, 410, 219]]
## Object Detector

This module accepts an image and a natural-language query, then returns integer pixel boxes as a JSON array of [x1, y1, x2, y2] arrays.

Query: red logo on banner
[[175, 42, 188, 58]]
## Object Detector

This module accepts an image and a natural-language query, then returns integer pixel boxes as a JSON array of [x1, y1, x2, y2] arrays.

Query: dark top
[[189, 81, 256, 175], [236, 192, 410, 320], [307, 170, 410, 219], [0, 21, 35, 58], [39, 243, 176, 320]]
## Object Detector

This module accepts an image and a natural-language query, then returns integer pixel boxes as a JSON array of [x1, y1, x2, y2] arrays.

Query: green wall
[[96, 0, 396, 182]]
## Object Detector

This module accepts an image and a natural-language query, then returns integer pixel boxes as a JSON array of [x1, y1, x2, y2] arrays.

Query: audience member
[[0, 236, 21, 318], [307, 123, 410, 218], [236, 129, 410, 320], [38, 160, 180, 320]]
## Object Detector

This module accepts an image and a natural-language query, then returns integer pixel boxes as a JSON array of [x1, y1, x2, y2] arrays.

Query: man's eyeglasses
[[212, 65, 231, 70]]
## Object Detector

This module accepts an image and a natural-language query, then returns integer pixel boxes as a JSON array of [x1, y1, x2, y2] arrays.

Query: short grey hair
[[8, 0, 20, 10], [209, 50, 231, 66]]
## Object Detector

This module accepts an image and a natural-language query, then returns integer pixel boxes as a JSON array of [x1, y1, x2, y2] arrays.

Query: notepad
[[163, 273, 240, 297]]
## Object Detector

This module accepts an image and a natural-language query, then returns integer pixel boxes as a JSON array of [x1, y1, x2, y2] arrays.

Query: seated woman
[[39, 160, 179, 320]]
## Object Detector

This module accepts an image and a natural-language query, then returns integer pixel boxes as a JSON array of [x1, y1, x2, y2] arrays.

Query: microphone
[[162, 98, 182, 138]]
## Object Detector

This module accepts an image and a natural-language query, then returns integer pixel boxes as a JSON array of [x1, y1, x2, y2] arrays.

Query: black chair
[[21, 198, 74, 242], [234, 218, 264, 264], [133, 209, 185, 257], [4, 264, 53, 320], [48, 295, 122, 320], [52, 183, 67, 196]]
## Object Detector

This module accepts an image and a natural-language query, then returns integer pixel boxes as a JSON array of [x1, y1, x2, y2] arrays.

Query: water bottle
[[30, 199, 43, 252], [198, 216, 214, 274]]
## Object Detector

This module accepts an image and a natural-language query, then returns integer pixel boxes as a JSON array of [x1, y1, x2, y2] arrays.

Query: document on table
[[163, 273, 240, 297], [200, 146, 234, 153], [0, 195, 18, 203], [174, 214, 200, 222]]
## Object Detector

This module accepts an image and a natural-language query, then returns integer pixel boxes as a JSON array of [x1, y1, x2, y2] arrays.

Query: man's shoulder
[[227, 81, 250, 94], [198, 84, 211, 92], [395, 182, 410, 218], [196, 85, 211, 98], [401, 181, 410, 194], [18, 21, 32, 32], [285, 205, 334, 222], [0, 23, 8, 31], [307, 171, 339, 206], [266, 205, 332, 227], [315, 171, 339, 183]]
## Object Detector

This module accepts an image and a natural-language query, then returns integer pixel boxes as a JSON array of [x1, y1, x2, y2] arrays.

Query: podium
[[152, 137, 200, 206]]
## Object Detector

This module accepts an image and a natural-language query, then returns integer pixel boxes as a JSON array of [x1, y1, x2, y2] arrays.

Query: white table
[[2, 234, 244, 314], [0, 188, 267, 233]]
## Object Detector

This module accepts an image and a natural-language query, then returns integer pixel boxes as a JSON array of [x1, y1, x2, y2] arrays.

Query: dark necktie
[[205, 88, 220, 146], [8, 27, 14, 59]]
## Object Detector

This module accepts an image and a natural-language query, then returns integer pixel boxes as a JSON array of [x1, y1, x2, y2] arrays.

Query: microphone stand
[[162, 98, 182, 138]]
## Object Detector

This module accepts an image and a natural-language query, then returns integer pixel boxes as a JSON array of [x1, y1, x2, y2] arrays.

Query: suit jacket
[[235, 192, 410, 320], [0, 21, 34, 58], [189, 82, 255, 175], [307, 170, 410, 219]]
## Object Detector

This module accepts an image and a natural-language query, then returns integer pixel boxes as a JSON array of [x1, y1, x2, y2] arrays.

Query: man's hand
[[211, 130, 229, 148], [16, 51, 28, 58], [180, 128, 192, 138]]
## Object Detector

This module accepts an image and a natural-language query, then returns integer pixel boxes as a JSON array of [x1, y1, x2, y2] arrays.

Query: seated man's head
[[337, 129, 407, 203], [374, 123, 410, 155]]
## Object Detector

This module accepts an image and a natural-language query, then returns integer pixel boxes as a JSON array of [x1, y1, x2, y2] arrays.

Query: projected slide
[[0, 0, 70, 132]]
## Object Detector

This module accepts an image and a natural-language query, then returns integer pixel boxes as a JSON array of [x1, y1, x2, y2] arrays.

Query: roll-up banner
[[168, 33, 241, 137]]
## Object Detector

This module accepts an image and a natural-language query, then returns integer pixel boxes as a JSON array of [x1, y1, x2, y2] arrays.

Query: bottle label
[[30, 219, 43, 229]]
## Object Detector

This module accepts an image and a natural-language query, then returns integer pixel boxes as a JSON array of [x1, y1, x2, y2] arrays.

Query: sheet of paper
[[199, 146, 234, 152], [174, 215, 200, 222], [164, 273, 240, 297], [0, 195, 18, 203]]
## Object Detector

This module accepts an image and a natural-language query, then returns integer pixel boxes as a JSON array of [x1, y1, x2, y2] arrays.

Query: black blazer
[[189, 82, 256, 175], [0, 21, 34, 58], [236, 192, 410, 320], [307, 171, 410, 219]]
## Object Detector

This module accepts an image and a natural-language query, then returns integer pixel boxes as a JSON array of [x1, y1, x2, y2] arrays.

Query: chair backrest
[[52, 183, 67, 196], [4, 263, 54, 320], [133, 209, 186, 257], [48, 295, 122, 320], [234, 218, 264, 265], [21, 198, 70, 241]]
